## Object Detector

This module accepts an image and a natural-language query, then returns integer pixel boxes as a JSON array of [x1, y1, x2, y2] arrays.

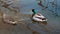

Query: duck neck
[[32, 10, 37, 17]]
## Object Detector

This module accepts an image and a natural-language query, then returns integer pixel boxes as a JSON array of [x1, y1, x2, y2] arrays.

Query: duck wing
[[34, 14, 45, 18], [33, 16, 43, 21]]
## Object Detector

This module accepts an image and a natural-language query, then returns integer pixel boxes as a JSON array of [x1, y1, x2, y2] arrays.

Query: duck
[[2, 13, 18, 25], [31, 9, 47, 24]]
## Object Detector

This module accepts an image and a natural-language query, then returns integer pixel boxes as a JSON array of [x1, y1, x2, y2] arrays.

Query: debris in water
[[2, 2, 10, 8], [38, 0, 44, 7], [38, 0, 48, 10], [32, 31, 40, 34]]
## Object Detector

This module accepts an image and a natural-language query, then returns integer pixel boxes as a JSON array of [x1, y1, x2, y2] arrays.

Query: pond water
[[0, 0, 60, 34]]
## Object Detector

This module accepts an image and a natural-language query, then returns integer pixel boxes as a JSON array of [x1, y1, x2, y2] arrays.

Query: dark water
[[0, 0, 60, 34]]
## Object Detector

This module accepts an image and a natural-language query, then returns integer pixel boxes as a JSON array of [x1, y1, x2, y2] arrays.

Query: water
[[0, 0, 60, 34]]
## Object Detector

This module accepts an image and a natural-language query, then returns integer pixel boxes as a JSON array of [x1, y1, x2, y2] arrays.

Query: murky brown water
[[0, 0, 60, 34]]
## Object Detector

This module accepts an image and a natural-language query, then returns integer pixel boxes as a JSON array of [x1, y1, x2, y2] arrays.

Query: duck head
[[32, 9, 37, 14], [32, 9, 34, 12]]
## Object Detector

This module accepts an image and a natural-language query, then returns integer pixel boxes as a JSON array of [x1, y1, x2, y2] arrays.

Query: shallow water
[[0, 0, 60, 34]]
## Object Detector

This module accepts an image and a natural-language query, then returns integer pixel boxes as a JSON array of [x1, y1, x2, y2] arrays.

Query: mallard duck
[[31, 9, 47, 24], [2, 13, 17, 25]]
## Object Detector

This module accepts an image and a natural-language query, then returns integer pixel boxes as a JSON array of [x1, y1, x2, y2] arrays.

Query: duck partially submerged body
[[32, 13, 47, 22], [32, 9, 47, 24], [2, 13, 17, 25]]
